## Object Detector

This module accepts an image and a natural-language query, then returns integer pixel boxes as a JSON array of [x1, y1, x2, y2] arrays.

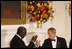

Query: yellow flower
[[45, 14, 47, 16], [48, 11, 50, 13], [43, 20, 46, 22], [40, 19, 42, 21], [42, 3, 43, 5], [39, 11, 40, 13], [45, 14, 47, 18], [30, 2, 32, 4], [37, 3, 41, 7], [31, 5, 35, 10], [49, 5, 52, 9], [37, 14, 39, 17], [48, 1, 50, 4], [33, 1, 35, 3], [41, 15, 43, 18], [32, 17, 35, 19], [34, 12, 36, 15], [32, 9, 34, 11], [34, 11, 37, 14], [44, 3, 47, 6]]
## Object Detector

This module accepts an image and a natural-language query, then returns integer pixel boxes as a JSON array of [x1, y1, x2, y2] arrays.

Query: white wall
[[1, 1, 71, 48]]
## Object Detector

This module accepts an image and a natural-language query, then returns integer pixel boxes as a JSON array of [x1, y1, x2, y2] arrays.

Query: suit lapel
[[50, 41, 53, 48], [56, 37, 60, 48], [48, 39, 53, 48]]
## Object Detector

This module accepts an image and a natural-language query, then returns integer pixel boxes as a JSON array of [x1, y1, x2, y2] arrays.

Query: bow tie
[[51, 39, 55, 41]]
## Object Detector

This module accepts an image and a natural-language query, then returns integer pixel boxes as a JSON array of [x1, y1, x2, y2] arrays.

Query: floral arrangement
[[27, 1, 54, 23]]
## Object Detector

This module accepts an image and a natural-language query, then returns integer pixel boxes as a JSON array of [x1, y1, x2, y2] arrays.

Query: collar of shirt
[[16, 34, 22, 39], [52, 36, 57, 48], [54, 36, 57, 41]]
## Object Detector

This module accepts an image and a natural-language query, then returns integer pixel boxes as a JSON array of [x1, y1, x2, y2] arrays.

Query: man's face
[[48, 30, 56, 39], [21, 31, 26, 39]]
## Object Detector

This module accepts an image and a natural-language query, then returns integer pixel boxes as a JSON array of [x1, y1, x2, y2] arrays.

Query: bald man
[[10, 26, 37, 48]]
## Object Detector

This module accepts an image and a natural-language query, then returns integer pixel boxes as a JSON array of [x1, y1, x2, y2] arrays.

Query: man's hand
[[36, 40, 40, 46], [31, 35, 38, 42]]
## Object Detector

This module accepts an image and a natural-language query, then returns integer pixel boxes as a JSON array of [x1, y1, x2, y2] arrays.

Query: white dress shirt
[[51, 36, 57, 48]]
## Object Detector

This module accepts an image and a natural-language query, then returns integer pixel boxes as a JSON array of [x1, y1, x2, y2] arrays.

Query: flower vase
[[37, 21, 42, 28]]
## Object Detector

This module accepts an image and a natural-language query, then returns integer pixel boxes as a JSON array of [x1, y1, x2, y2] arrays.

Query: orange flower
[[51, 15, 54, 18], [41, 6, 45, 11], [42, 10, 46, 15], [30, 5, 35, 10], [29, 11, 32, 13]]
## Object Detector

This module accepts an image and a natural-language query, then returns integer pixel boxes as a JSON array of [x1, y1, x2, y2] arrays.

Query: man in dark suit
[[10, 26, 37, 48], [69, 40, 71, 48], [42, 27, 67, 48]]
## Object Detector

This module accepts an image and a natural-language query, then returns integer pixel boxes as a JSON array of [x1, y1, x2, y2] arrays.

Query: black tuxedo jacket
[[42, 36, 67, 48], [10, 35, 35, 48], [69, 40, 71, 48]]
